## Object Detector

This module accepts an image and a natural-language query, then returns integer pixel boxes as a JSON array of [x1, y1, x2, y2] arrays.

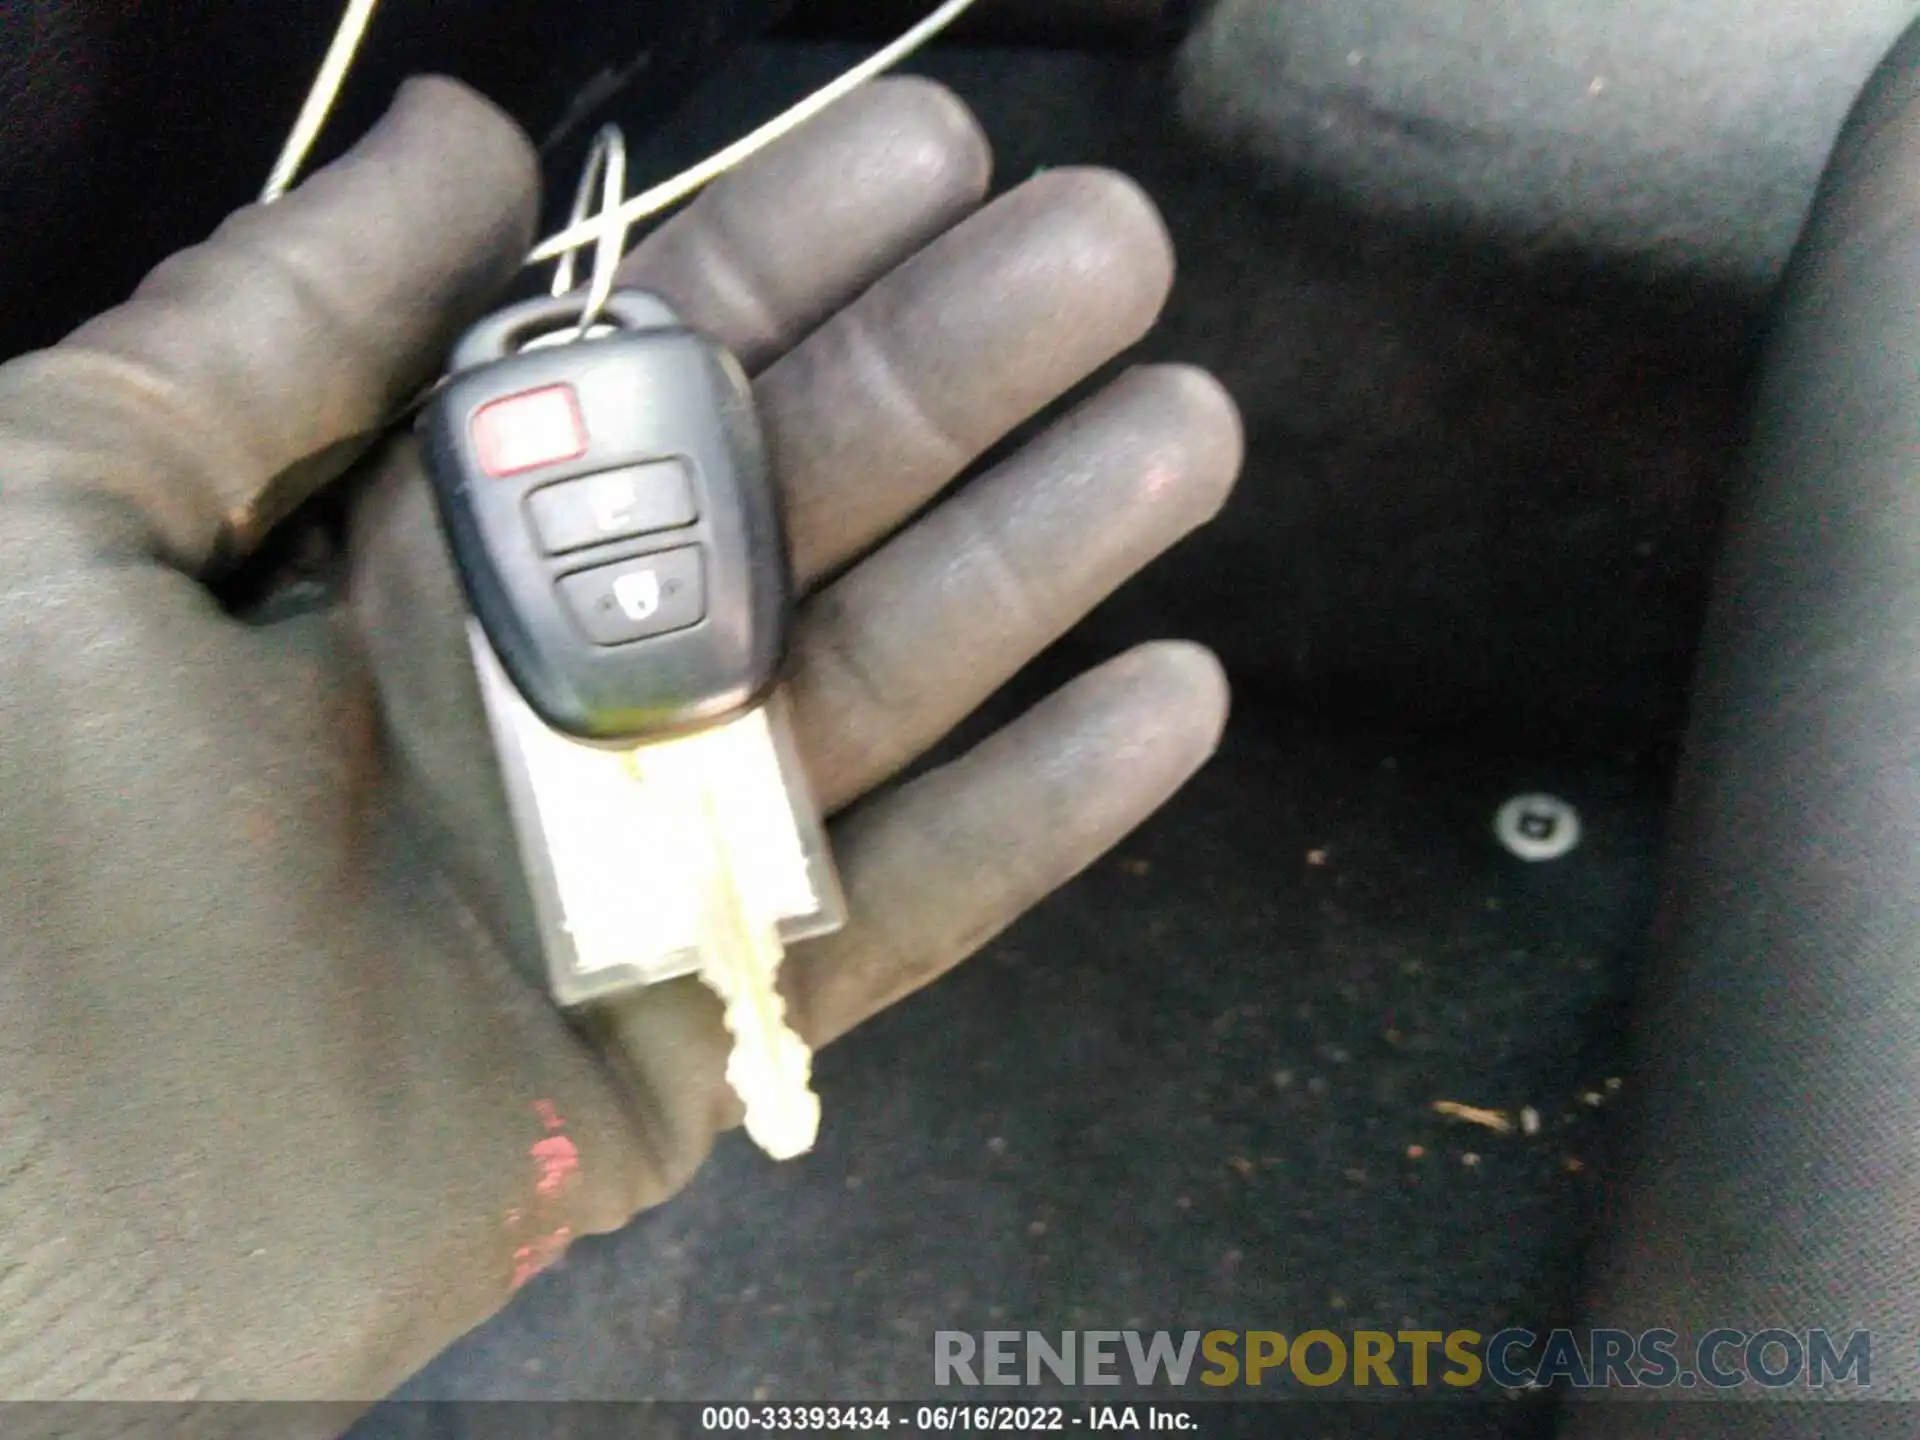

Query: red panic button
[[470, 385, 589, 478]]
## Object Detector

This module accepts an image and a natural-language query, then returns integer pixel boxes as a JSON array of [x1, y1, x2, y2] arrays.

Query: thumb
[[0, 77, 538, 573]]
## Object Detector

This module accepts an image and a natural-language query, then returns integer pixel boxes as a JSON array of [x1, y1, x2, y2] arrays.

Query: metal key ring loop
[[551, 124, 633, 339]]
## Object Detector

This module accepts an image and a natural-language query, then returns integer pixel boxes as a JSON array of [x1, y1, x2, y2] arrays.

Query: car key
[[420, 287, 790, 742], [421, 288, 844, 1161]]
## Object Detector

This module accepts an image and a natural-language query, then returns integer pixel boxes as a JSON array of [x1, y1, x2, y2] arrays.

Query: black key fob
[[419, 290, 790, 742]]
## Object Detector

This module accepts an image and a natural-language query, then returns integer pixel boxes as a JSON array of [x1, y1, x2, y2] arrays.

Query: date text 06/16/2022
[[698, 1404, 1194, 1433]]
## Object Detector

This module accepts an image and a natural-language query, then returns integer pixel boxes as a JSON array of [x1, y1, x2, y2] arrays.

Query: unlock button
[[559, 547, 706, 646]]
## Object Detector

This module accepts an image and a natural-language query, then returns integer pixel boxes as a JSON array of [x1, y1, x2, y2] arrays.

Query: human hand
[[0, 77, 1239, 1404]]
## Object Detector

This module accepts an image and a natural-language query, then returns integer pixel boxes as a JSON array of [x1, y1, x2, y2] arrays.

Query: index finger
[[613, 77, 993, 374], [0, 78, 539, 574]]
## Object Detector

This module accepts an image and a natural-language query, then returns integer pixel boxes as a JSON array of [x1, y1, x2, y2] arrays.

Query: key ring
[[550, 124, 634, 341]]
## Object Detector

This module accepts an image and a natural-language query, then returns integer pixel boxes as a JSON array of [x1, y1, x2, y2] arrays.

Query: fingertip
[[387, 74, 531, 148], [1109, 639, 1234, 765], [987, 640, 1232, 816], [1156, 364, 1246, 499], [367, 77, 541, 251], [1020, 167, 1178, 323], [1113, 364, 1246, 524], [860, 77, 995, 208]]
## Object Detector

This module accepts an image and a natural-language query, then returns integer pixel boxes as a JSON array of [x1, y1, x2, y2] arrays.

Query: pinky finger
[[787, 641, 1230, 1051]]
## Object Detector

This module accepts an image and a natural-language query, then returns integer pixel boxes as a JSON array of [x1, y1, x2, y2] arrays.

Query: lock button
[[559, 547, 707, 646]]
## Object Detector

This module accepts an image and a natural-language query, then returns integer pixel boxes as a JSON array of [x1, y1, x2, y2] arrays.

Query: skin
[[0, 77, 1241, 1409]]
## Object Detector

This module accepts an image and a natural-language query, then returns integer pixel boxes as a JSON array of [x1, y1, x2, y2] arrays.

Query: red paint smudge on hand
[[504, 1099, 584, 1290], [531, 1134, 580, 1197], [510, 1227, 574, 1291]]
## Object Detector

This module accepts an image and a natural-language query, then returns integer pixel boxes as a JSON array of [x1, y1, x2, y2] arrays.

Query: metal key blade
[[628, 742, 822, 1161], [695, 806, 822, 1161]]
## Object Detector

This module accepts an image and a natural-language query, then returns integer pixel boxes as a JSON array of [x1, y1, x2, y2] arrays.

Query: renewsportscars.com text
[[933, 1328, 1873, 1391]]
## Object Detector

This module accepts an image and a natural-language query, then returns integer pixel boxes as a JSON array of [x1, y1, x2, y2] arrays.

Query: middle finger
[[764, 166, 1178, 588]]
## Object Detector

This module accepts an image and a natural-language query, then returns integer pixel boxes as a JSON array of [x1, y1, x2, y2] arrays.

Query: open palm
[[0, 77, 1239, 1405]]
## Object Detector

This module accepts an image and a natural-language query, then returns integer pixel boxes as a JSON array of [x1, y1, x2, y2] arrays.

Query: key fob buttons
[[420, 290, 790, 741], [559, 547, 708, 646], [525, 460, 699, 557]]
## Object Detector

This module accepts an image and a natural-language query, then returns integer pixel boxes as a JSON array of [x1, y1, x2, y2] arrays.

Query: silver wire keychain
[[543, 124, 632, 343]]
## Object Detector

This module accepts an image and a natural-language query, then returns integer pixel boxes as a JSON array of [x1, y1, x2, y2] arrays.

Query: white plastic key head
[[468, 626, 847, 1010]]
